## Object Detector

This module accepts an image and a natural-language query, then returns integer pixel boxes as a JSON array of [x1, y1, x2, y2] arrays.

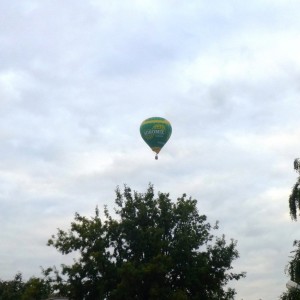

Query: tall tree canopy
[[45, 185, 245, 300]]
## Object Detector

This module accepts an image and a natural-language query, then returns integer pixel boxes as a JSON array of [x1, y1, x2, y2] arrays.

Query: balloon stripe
[[141, 120, 171, 126]]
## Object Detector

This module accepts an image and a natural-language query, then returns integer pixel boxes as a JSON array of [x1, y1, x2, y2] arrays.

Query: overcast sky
[[1, 0, 300, 299]]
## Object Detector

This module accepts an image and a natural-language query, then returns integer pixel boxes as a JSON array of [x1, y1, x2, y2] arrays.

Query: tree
[[0, 273, 51, 300], [280, 241, 300, 300], [0, 273, 24, 300], [22, 277, 51, 300], [280, 159, 300, 299], [289, 159, 300, 220], [45, 184, 245, 300]]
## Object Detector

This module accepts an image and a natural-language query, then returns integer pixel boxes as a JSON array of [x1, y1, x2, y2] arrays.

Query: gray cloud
[[1, 1, 300, 299]]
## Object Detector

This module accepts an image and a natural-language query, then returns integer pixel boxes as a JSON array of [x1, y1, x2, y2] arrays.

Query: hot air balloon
[[140, 117, 172, 160]]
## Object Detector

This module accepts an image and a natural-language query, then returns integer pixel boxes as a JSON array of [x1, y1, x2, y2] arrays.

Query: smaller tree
[[22, 277, 51, 300], [45, 184, 245, 299], [0, 273, 51, 300], [0, 273, 24, 300]]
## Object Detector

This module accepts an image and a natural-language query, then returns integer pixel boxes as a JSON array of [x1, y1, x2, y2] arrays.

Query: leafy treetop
[[45, 184, 245, 300]]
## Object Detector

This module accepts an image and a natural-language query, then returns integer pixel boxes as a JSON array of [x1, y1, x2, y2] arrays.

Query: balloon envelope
[[140, 117, 172, 157]]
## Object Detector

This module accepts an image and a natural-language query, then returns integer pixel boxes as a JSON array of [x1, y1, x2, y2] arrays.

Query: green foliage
[[280, 289, 300, 300], [288, 241, 300, 284], [0, 273, 23, 300], [0, 273, 51, 300], [279, 160, 300, 299], [45, 184, 245, 299], [280, 241, 300, 299], [289, 159, 300, 220], [22, 277, 51, 300]]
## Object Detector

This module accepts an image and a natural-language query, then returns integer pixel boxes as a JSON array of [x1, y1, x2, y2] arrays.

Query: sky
[[1, 0, 300, 299]]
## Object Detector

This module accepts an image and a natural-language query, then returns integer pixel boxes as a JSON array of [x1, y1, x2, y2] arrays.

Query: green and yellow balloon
[[140, 117, 172, 160]]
